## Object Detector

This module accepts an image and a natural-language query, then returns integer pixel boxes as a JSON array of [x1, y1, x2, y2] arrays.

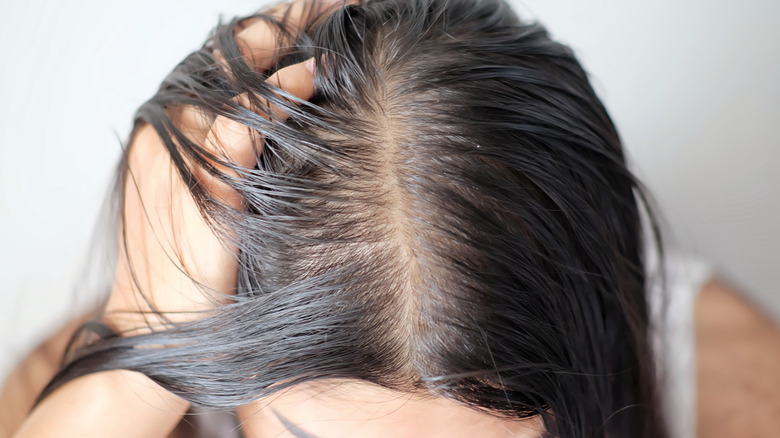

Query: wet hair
[[39, 0, 668, 436]]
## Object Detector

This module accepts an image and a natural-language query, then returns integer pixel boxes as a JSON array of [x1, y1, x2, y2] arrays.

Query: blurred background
[[1, 0, 778, 378]]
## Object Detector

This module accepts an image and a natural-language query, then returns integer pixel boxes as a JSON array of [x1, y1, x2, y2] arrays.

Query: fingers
[[169, 104, 213, 146], [179, 0, 352, 145], [196, 58, 317, 205], [171, 0, 348, 203], [235, 0, 358, 71]]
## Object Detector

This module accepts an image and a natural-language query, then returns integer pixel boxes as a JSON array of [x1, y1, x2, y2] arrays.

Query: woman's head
[[43, 0, 666, 436]]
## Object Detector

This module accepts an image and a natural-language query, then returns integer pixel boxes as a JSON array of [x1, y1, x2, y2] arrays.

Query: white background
[[1, 0, 778, 378]]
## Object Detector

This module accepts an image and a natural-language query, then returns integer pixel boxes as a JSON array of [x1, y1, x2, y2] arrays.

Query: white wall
[[514, 0, 779, 310], [1, 0, 778, 378]]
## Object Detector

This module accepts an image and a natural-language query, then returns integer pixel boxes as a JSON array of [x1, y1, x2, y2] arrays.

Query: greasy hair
[[40, 0, 668, 436]]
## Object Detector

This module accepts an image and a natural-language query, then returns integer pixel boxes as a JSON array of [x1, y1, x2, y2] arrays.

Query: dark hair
[[40, 0, 667, 436]]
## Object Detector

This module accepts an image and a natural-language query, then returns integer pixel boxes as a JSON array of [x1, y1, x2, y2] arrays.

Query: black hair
[[39, 0, 668, 436]]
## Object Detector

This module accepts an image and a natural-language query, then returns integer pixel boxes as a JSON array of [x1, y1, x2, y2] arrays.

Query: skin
[[2, 1, 779, 436], [236, 381, 546, 438], [695, 278, 780, 437]]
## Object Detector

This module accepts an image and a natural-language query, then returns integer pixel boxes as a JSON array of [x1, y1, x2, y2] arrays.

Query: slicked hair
[[40, 0, 668, 436]]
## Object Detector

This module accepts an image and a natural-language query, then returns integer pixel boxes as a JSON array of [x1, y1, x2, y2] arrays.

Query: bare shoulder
[[696, 277, 780, 438]]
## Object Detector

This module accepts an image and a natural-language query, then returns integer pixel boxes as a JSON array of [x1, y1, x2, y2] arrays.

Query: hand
[[104, 0, 345, 335], [15, 1, 349, 437]]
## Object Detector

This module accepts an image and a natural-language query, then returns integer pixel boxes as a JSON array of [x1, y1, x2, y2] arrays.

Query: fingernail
[[303, 57, 316, 76]]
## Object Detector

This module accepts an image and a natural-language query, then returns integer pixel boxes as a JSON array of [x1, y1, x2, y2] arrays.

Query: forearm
[[13, 369, 188, 438], [1, 311, 190, 438], [0, 312, 94, 437]]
